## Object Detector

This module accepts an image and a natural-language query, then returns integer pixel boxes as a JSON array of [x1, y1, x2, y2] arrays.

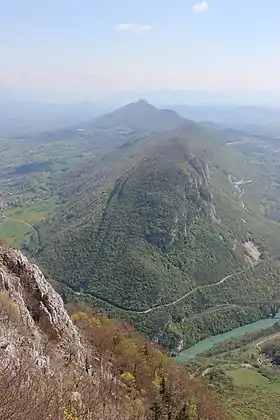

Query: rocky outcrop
[[0, 248, 84, 367]]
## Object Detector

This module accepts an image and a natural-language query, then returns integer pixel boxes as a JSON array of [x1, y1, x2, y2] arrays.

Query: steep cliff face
[[0, 247, 230, 420], [0, 248, 84, 367]]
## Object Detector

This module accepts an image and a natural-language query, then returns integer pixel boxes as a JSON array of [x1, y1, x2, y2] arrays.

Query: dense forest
[[3, 101, 280, 353], [33, 104, 280, 352]]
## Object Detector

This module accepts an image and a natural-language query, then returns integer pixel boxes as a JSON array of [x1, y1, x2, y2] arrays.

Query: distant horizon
[[2, 1, 280, 103], [3, 87, 280, 108]]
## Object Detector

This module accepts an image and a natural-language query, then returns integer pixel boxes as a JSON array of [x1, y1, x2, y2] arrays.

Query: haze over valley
[[3, 95, 280, 420], [3, 1, 280, 419]]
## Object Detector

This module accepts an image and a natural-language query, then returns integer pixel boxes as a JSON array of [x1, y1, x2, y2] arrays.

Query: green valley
[[2, 101, 280, 353], [186, 323, 280, 420]]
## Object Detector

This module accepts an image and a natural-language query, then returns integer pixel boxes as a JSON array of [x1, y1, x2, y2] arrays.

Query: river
[[175, 315, 280, 363]]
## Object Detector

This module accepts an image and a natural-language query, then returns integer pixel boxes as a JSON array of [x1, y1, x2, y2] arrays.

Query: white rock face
[[0, 248, 84, 367]]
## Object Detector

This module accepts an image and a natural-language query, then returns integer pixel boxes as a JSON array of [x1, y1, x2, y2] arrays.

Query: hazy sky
[[1, 0, 280, 101]]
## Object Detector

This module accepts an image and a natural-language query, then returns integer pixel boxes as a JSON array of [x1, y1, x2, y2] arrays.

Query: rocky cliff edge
[[0, 248, 84, 368]]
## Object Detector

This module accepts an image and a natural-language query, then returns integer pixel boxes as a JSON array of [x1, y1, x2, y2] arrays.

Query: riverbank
[[175, 314, 280, 363]]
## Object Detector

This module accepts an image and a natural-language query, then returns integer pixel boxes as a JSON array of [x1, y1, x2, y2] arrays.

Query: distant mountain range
[[3, 89, 280, 137]]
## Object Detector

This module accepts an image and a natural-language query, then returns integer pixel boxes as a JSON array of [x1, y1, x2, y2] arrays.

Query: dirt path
[[255, 332, 280, 351], [255, 332, 280, 364]]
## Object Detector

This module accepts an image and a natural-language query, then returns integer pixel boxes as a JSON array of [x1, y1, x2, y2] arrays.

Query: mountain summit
[[94, 99, 188, 131]]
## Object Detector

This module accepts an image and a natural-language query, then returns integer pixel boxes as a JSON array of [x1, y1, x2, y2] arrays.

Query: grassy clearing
[[189, 327, 280, 420], [0, 218, 31, 248], [6, 205, 49, 223], [1, 200, 55, 249], [221, 361, 280, 419], [243, 345, 259, 358], [226, 380, 280, 420], [228, 368, 269, 386]]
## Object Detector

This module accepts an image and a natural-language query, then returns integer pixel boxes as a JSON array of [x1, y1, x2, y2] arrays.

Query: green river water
[[175, 315, 280, 363]]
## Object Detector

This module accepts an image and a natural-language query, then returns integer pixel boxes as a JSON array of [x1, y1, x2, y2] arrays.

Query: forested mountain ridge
[[40, 138, 234, 310], [29, 101, 280, 352]]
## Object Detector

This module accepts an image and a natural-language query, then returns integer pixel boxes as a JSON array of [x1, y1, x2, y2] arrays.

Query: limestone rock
[[0, 248, 85, 367]]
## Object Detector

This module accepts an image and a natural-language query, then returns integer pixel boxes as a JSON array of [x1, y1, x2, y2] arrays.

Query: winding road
[[133, 263, 256, 314], [2, 215, 36, 232], [1, 214, 41, 245], [255, 332, 280, 352], [70, 261, 257, 315]]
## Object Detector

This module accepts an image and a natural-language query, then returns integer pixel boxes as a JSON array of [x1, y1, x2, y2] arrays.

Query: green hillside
[[2, 101, 280, 351], [39, 139, 240, 307], [186, 324, 280, 420], [30, 102, 280, 352]]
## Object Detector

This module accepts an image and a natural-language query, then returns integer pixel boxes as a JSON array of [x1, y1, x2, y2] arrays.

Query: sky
[[1, 0, 280, 102]]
